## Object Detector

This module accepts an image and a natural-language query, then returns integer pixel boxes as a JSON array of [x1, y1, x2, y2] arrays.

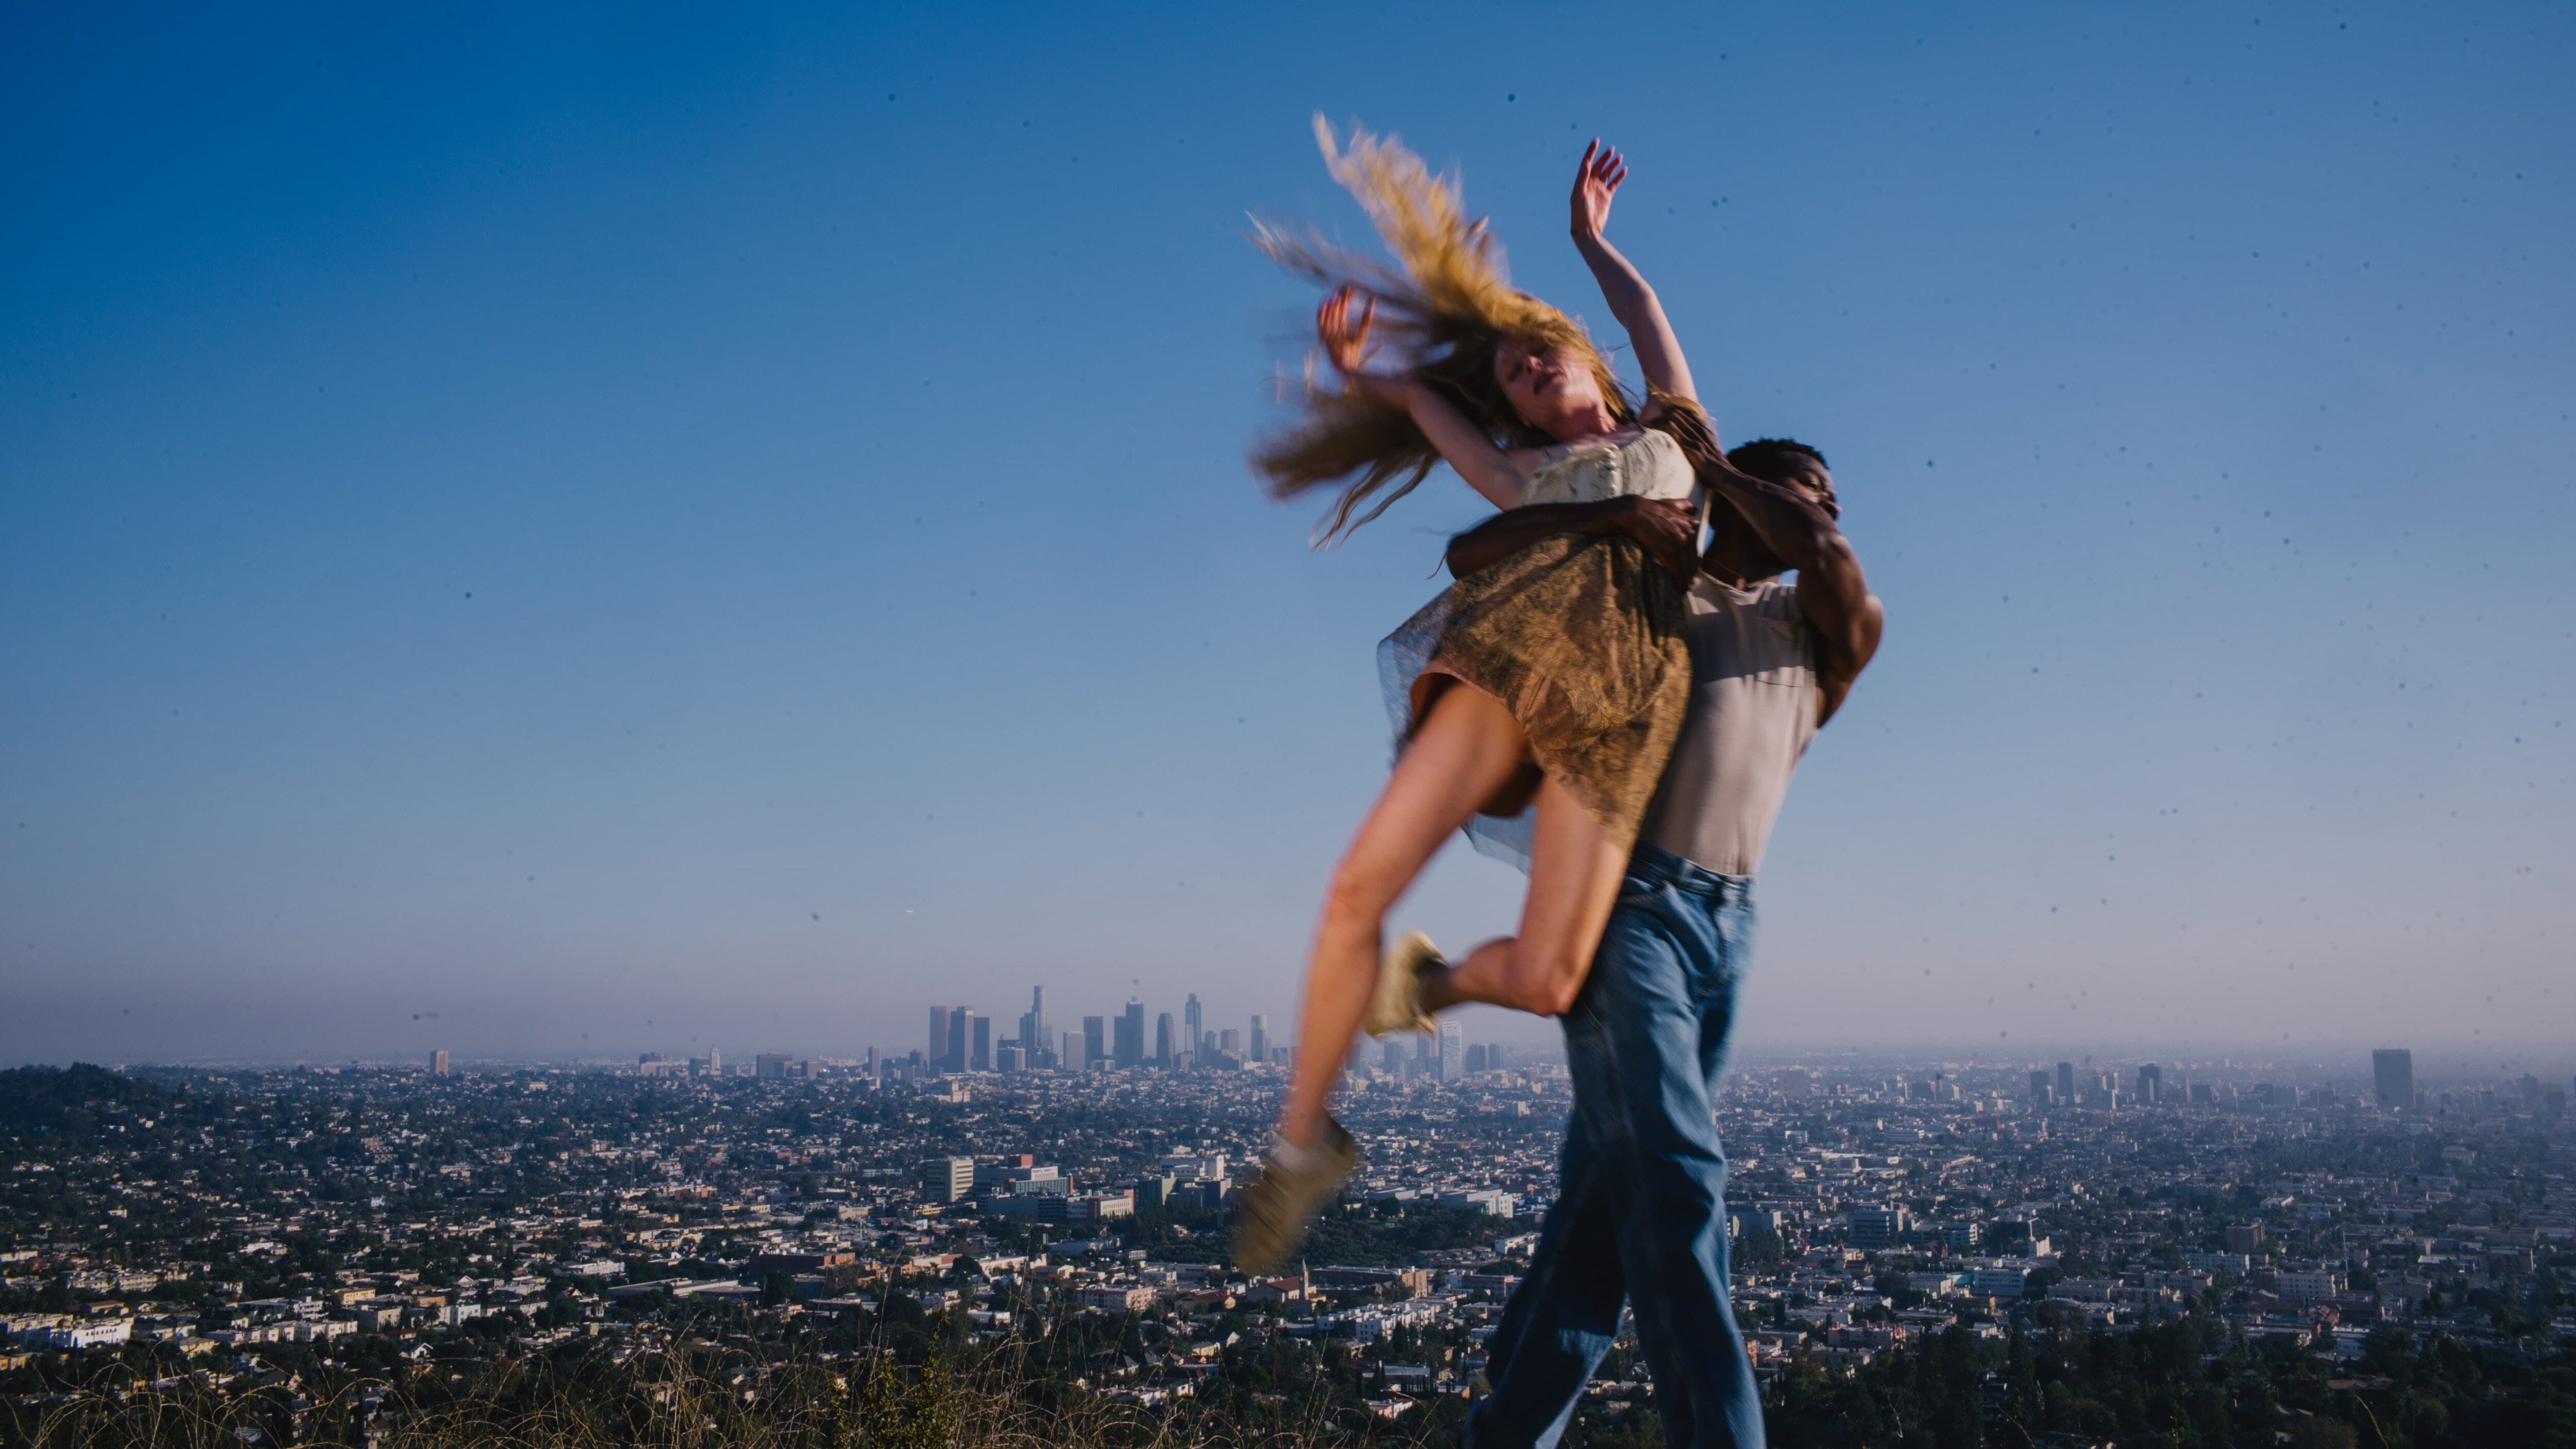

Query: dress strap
[[1641, 391, 1721, 550]]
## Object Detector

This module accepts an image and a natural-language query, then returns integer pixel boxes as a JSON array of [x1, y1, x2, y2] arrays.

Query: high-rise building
[[1849, 1204, 1911, 1251], [1382, 1039, 1406, 1070], [2056, 1062, 2077, 1104], [929, 1007, 952, 1065], [755, 1053, 791, 1079], [2136, 1063, 2163, 1104], [1081, 1017, 1105, 1067], [971, 1016, 992, 1072], [1062, 1030, 1080, 1071], [1020, 987, 1050, 1070], [1437, 1019, 1463, 1082], [1155, 1012, 1175, 1068], [919, 1156, 974, 1203], [1219, 1028, 1243, 1060], [1248, 1014, 1268, 1065], [2028, 1069, 2053, 1104], [1486, 1043, 1505, 1072], [1114, 1001, 1146, 1068], [1184, 995, 1204, 1063], [994, 1043, 1023, 1073], [944, 1010, 973, 1074], [2373, 1049, 2414, 1110], [431, 1050, 449, 1076]]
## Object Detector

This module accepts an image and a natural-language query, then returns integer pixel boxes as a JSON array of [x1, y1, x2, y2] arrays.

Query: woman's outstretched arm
[[1569, 140, 1697, 407], [1317, 286, 1529, 509]]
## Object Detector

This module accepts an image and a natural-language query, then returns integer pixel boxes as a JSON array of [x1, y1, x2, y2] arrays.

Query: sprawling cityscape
[[5, 995, 2572, 1447]]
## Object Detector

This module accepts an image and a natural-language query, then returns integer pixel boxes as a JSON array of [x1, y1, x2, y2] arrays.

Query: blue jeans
[[1466, 843, 1765, 1449]]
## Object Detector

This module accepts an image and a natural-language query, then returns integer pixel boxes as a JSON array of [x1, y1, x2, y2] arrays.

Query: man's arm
[[1702, 465, 1884, 724]]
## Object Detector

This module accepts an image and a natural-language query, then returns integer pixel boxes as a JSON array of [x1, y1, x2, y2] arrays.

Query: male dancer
[[1449, 436, 1882, 1448]]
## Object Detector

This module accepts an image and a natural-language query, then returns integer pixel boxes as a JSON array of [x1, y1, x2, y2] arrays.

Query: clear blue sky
[[5, 1, 2571, 1071]]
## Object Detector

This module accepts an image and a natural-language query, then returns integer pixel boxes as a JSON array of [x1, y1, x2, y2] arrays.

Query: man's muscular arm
[[1701, 462, 1884, 725]]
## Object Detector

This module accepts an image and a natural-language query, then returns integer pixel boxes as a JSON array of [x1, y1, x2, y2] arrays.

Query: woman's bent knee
[[1319, 861, 1396, 937]]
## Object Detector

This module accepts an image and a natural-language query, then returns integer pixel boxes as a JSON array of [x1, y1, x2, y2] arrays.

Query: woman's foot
[[1232, 1116, 1362, 1275], [1361, 931, 1444, 1037]]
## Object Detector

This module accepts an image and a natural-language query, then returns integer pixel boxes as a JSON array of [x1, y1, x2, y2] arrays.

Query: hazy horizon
[[43, 1039, 2576, 1095], [6, 2, 2572, 1067]]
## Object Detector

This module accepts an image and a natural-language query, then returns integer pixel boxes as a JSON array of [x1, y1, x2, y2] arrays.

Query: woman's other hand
[[1317, 284, 1379, 376], [1570, 139, 1626, 239]]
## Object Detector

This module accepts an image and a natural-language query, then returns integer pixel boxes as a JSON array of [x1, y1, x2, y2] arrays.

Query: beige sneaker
[[1231, 1116, 1361, 1276], [1361, 930, 1443, 1038]]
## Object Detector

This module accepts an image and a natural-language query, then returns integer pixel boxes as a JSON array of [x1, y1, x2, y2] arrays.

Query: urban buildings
[[6, 1039, 2569, 1447]]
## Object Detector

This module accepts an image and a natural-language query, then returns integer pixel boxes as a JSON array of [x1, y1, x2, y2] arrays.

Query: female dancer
[[1236, 123, 1722, 1271]]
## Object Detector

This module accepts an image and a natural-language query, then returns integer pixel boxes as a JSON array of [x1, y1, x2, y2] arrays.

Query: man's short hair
[[1725, 437, 1827, 485]]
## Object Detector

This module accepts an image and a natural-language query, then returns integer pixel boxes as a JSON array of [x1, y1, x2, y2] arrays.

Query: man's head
[[1702, 437, 1839, 585], [1725, 438, 1838, 519]]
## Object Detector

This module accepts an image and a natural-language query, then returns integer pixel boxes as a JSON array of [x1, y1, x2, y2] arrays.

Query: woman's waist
[[1445, 496, 1701, 586]]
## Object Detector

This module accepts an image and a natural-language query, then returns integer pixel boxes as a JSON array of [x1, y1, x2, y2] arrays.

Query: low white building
[[1326, 1299, 1448, 1344], [1079, 1284, 1155, 1313], [38, 1318, 134, 1350]]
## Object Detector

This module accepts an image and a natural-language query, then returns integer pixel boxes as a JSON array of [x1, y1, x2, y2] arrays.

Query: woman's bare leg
[[1416, 772, 1631, 1018], [1278, 684, 1530, 1149]]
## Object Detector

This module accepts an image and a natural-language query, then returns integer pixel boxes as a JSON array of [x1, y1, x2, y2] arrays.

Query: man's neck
[[1699, 550, 1787, 591]]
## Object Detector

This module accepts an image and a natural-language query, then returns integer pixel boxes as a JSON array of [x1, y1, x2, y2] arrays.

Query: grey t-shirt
[[1638, 575, 1819, 876]]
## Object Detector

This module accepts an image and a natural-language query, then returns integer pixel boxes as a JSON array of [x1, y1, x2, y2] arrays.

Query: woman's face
[[1493, 338, 1606, 436]]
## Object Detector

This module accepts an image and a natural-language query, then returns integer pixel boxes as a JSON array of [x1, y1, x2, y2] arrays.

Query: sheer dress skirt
[[1377, 531, 1692, 871]]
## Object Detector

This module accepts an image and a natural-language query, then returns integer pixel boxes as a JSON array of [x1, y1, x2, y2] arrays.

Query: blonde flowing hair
[[1252, 116, 1634, 541]]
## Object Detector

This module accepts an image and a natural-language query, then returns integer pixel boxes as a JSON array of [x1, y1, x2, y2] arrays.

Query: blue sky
[[4, 1, 2571, 1073]]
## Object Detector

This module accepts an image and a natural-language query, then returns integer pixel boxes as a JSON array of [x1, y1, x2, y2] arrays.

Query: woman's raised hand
[[1570, 139, 1626, 239], [1317, 284, 1379, 376]]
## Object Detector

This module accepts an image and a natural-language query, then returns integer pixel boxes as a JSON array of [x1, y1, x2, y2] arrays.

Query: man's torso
[[1637, 574, 1818, 876]]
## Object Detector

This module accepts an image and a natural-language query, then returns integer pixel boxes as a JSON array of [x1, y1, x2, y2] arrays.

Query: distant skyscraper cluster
[[1367, 1017, 1505, 1084], [890, 985, 1294, 1080], [575, 980, 1528, 1088], [1990, 1049, 2434, 1114]]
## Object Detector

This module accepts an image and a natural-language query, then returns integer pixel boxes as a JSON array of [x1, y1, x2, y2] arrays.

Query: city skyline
[[7, 1035, 2567, 1442], [275, 1034, 2576, 1111]]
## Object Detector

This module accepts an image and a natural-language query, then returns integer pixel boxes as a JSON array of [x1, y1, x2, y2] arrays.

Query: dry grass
[[7, 1337, 1427, 1449]]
